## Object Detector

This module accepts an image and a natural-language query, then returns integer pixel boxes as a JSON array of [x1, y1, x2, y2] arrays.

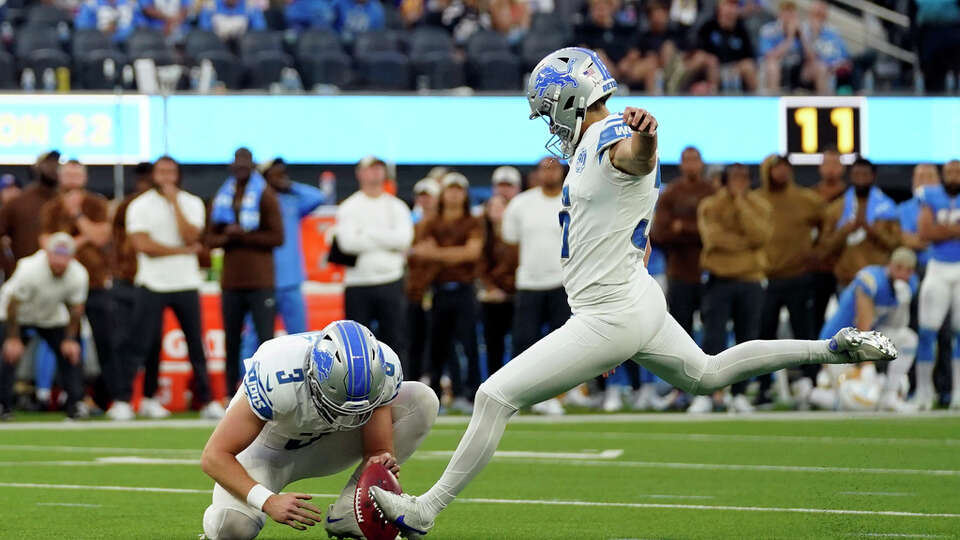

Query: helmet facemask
[[306, 333, 386, 431], [530, 89, 586, 160]]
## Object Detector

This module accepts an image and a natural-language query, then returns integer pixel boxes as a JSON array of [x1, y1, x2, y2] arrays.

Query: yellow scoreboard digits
[[64, 113, 114, 147], [783, 97, 863, 165]]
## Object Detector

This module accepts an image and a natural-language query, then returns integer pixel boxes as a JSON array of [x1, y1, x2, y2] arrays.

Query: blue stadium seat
[[299, 51, 352, 89], [296, 29, 343, 56], [520, 32, 567, 72], [412, 50, 464, 89], [470, 50, 522, 90], [356, 50, 410, 90], [240, 31, 286, 58], [127, 29, 176, 65], [26, 4, 71, 26], [71, 29, 112, 56], [15, 25, 61, 58], [197, 49, 243, 89], [0, 51, 16, 89], [75, 49, 128, 89], [243, 50, 293, 89], [466, 30, 510, 59], [408, 27, 453, 56], [352, 30, 403, 57], [185, 30, 228, 59]]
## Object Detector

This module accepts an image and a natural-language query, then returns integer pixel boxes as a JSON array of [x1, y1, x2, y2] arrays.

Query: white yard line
[[36, 502, 103, 508], [2, 482, 956, 519], [0, 444, 200, 455], [419, 449, 624, 460], [439, 429, 960, 448], [1, 410, 958, 431], [856, 534, 948, 538], [412, 455, 960, 477], [838, 492, 914, 497]]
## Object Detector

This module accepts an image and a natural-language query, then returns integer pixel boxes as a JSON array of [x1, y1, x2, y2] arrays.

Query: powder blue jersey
[[920, 184, 960, 262], [898, 197, 932, 267], [819, 265, 918, 339]]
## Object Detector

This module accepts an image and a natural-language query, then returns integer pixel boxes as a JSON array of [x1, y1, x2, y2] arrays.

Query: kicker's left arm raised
[[610, 107, 658, 177]]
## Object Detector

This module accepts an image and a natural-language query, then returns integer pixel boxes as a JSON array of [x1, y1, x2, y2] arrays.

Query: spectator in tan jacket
[[819, 158, 901, 287], [695, 163, 771, 413]]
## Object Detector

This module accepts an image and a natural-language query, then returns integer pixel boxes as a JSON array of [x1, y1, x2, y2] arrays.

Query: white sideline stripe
[[857, 534, 948, 538], [36, 502, 103, 508], [412, 456, 960, 477], [441, 429, 960, 448], [0, 444, 200, 455], [419, 449, 624, 460], [2, 410, 959, 430], [838, 492, 913, 497], [2, 482, 957, 519]]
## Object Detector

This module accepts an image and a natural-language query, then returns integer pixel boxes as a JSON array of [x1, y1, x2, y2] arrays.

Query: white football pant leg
[[918, 261, 953, 331], [877, 326, 917, 398]]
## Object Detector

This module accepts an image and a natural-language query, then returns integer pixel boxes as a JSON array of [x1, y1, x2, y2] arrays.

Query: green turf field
[[1, 412, 959, 539]]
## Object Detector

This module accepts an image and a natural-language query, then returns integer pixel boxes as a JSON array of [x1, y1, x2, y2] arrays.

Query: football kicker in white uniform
[[370, 47, 898, 538], [200, 320, 438, 540]]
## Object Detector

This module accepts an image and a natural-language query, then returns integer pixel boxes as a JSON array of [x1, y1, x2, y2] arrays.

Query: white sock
[[915, 362, 935, 397], [881, 352, 914, 399], [419, 389, 517, 518], [332, 468, 362, 514], [953, 360, 960, 401], [697, 340, 834, 393]]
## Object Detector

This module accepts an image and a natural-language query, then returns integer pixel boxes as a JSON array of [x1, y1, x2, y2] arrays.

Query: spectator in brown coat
[[0, 151, 61, 277], [811, 148, 847, 332], [695, 163, 772, 413], [651, 146, 715, 336], [207, 148, 284, 396], [415, 172, 484, 412], [478, 194, 517, 377], [39, 160, 115, 411], [819, 158, 901, 287], [406, 178, 441, 381]]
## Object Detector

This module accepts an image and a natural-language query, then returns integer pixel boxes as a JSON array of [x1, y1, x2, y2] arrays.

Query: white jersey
[[241, 332, 403, 450], [560, 113, 661, 311]]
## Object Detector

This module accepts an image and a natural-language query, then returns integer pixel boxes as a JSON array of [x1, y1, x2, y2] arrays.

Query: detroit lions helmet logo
[[311, 342, 335, 382], [534, 60, 578, 97]]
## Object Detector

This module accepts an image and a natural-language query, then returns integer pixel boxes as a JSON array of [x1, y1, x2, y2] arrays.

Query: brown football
[[354, 462, 402, 540]]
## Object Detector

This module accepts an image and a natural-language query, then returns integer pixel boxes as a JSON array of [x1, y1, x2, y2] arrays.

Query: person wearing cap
[[39, 160, 116, 413], [0, 174, 21, 206], [207, 148, 284, 398], [239, 158, 326, 361], [415, 172, 484, 412], [119, 156, 223, 420], [411, 178, 440, 225], [405, 178, 441, 382], [0, 150, 61, 278], [751, 154, 825, 409], [0, 233, 88, 420], [336, 155, 413, 376], [813, 247, 920, 412], [491, 166, 521, 202]]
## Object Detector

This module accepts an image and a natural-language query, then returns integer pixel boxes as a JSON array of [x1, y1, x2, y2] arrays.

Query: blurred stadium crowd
[[0, 147, 958, 421], [0, 0, 957, 92]]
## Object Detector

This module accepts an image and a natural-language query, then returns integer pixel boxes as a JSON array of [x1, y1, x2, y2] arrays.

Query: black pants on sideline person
[[429, 282, 481, 401], [119, 287, 211, 404], [666, 279, 704, 337], [756, 274, 817, 401], [112, 280, 161, 401], [481, 300, 513, 376], [345, 279, 406, 372], [701, 276, 764, 396], [85, 287, 119, 408], [405, 300, 430, 381], [222, 288, 275, 395], [512, 287, 570, 357], [811, 271, 836, 341], [0, 325, 83, 415]]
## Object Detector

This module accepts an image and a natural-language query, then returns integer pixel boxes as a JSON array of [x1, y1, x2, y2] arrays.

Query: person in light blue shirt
[[335, 0, 385, 42], [198, 0, 266, 41], [898, 164, 940, 270], [241, 158, 325, 362], [75, 0, 141, 43], [915, 160, 960, 410], [818, 250, 919, 412]]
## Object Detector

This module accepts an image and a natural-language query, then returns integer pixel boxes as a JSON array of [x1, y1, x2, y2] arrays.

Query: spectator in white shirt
[[502, 157, 569, 356], [0, 233, 88, 420], [111, 156, 224, 421], [336, 155, 414, 374]]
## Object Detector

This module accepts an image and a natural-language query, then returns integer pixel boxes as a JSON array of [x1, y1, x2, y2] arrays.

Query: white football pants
[[202, 381, 438, 540], [419, 277, 840, 517]]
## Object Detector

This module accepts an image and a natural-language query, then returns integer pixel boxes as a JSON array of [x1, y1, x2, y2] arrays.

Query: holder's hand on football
[[623, 107, 657, 137], [366, 452, 400, 478], [262, 492, 323, 531]]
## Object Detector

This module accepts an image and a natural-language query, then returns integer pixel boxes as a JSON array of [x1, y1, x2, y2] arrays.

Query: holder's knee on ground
[[203, 505, 263, 540]]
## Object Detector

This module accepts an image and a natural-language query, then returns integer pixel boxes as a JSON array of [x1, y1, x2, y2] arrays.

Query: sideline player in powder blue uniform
[[916, 160, 960, 410], [819, 248, 919, 411]]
